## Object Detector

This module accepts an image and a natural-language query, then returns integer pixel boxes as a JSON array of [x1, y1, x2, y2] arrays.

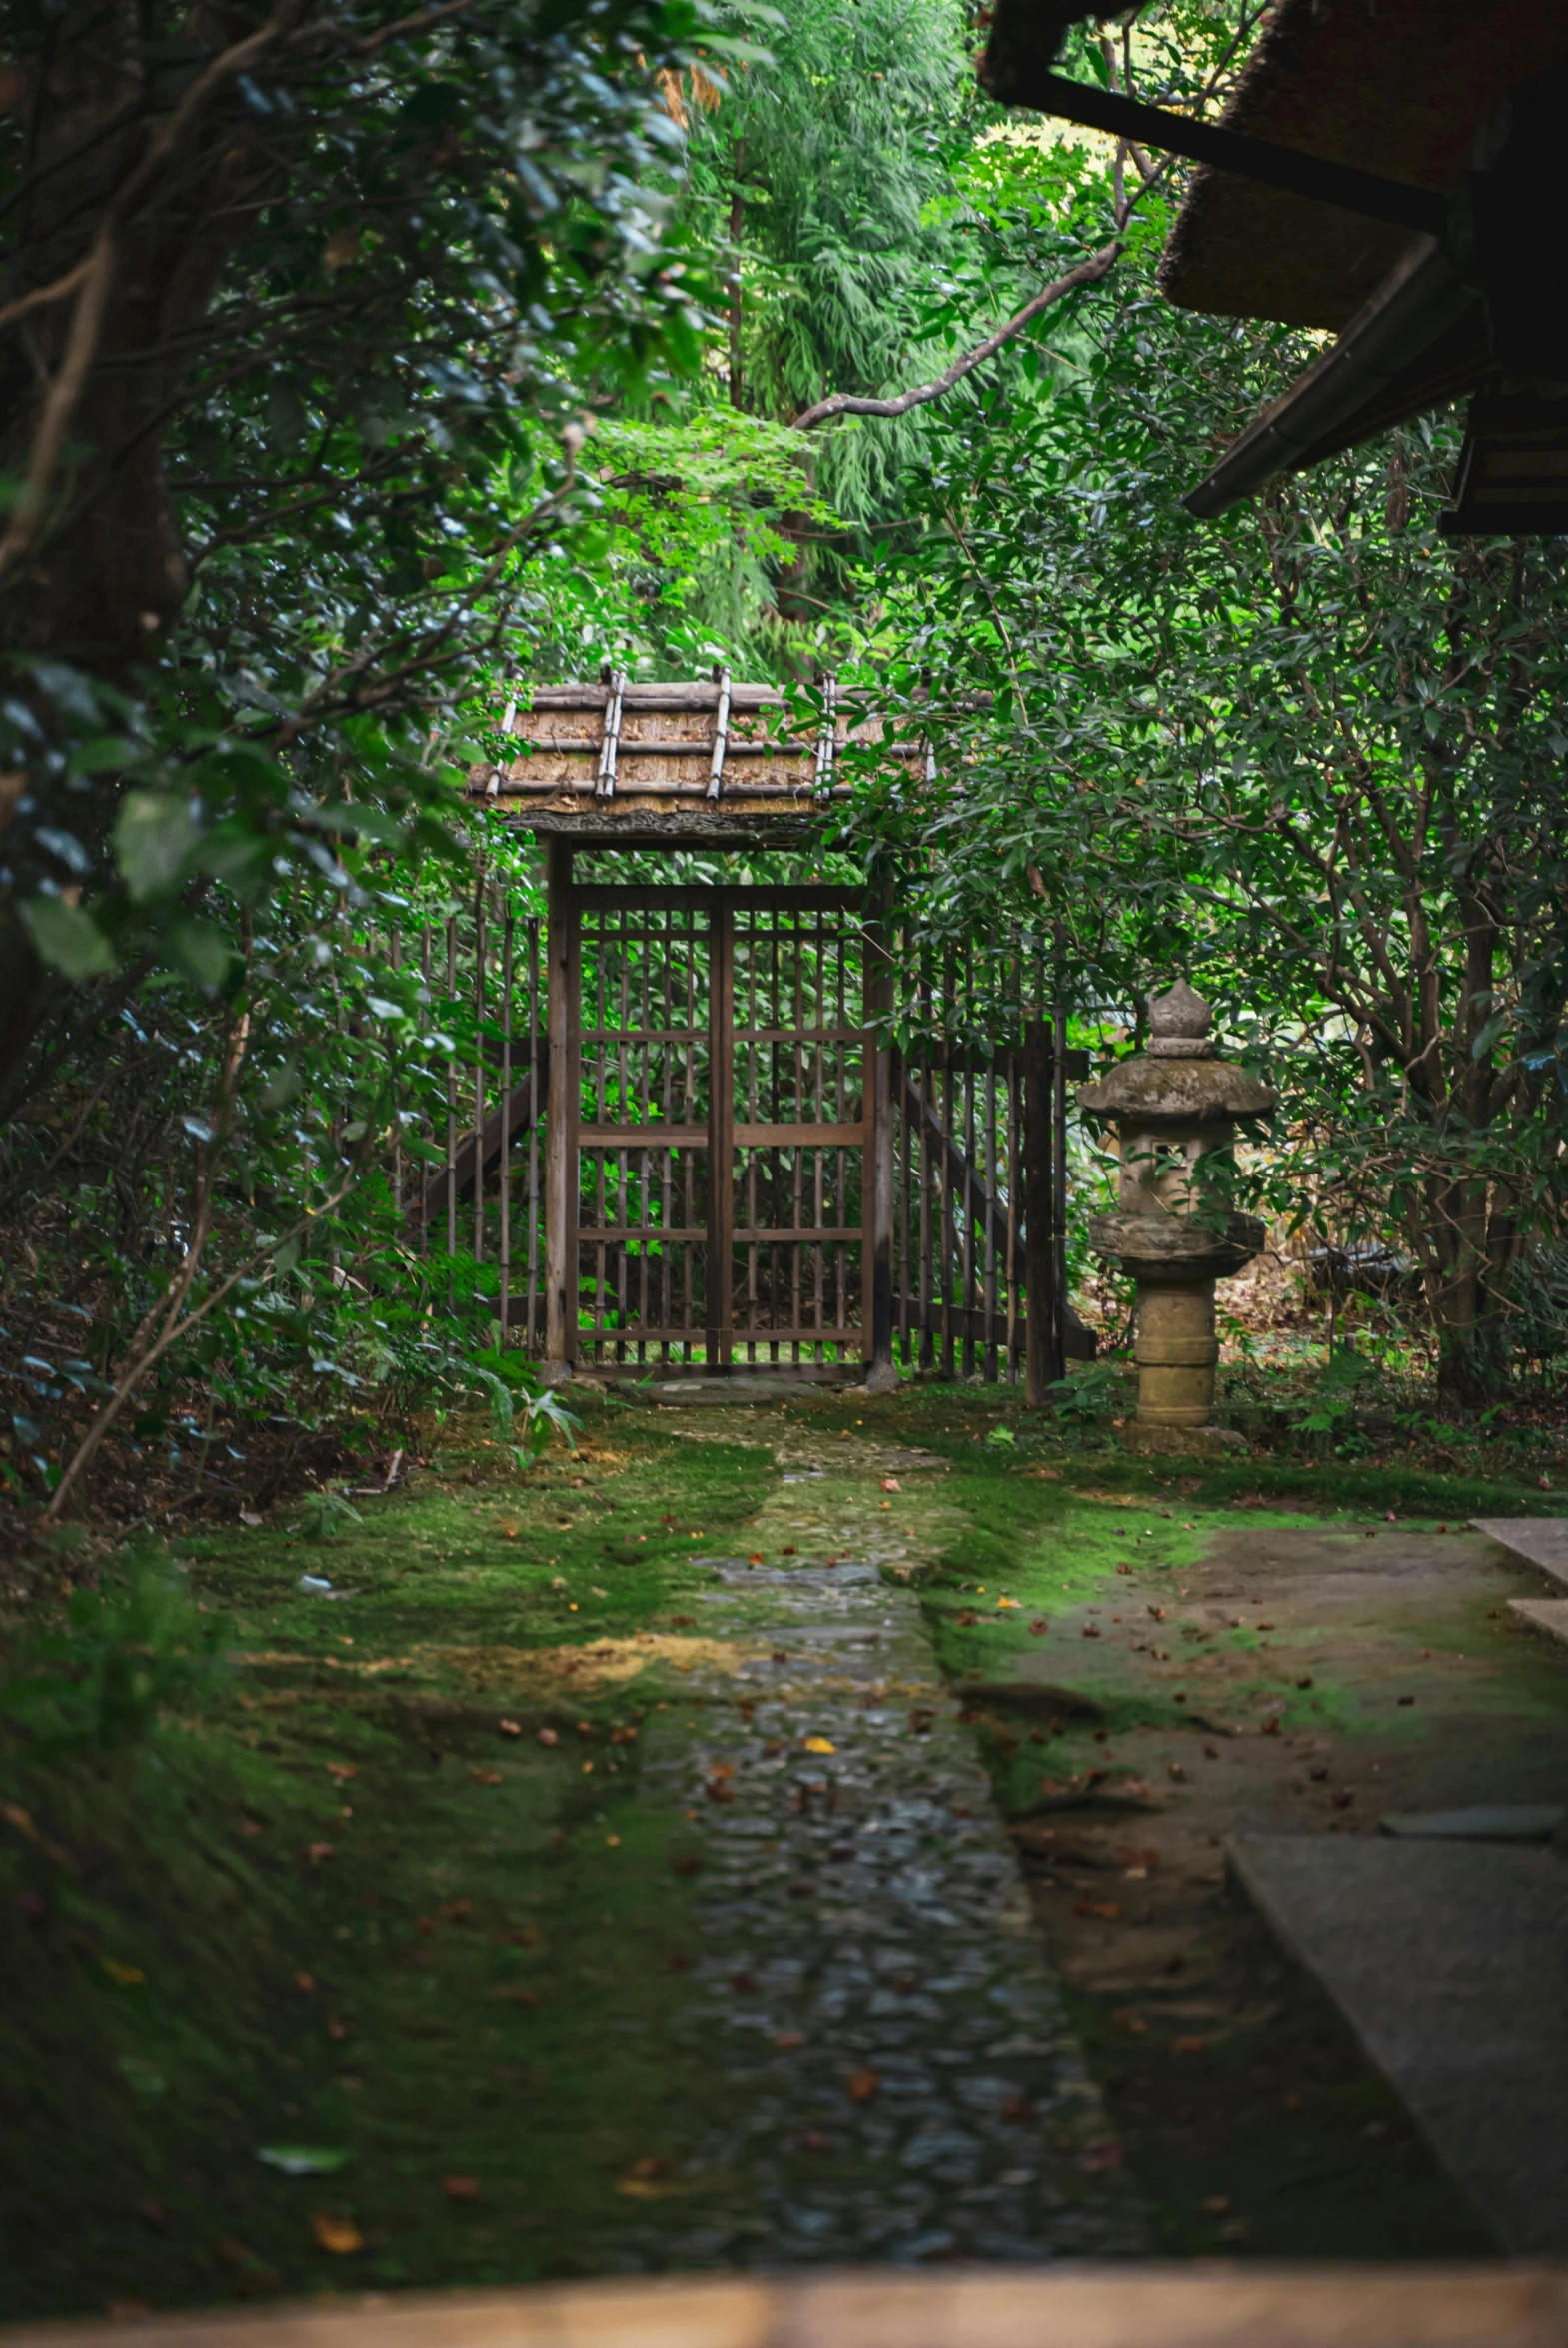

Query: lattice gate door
[[563, 882, 873, 1376]]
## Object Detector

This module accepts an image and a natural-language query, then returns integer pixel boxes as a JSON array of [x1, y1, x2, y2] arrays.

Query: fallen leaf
[[259, 2146, 350, 2176], [748, 1553, 764, 1564], [1029, 1618, 1050, 1635], [311, 2212, 363, 2255], [996, 1596, 1020, 1610], [295, 1970, 317, 1993], [325, 1762, 357, 1783], [881, 1476, 901, 1491], [1081, 1624, 1101, 1639], [847, 2069, 880, 2102], [1173, 2034, 1208, 2055], [955, 1610, 978, 1627], [306, 1843, 335, 1865], [1074, 1897, 1121, 1920], [1111, 2009, 1148, 2035], [472, 1767, 503, 1785], [537, 1728, 559, 1747], [102, 1959, 145, 1987], [1201, 2194, 1230, 2214], [802, 1735, 835, 1755], [326, 2017, 349, 2041], [443, 2175, 479, 2200], [775, 2029, 805, 2049], [499, 1719, 522, 1737]]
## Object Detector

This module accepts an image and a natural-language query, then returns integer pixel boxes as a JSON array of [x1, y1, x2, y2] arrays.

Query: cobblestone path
[[610, 1412, 1146, 2267]]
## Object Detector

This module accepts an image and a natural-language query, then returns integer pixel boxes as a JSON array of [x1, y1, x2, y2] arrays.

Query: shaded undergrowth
[[0, 1414, 772, 2317]]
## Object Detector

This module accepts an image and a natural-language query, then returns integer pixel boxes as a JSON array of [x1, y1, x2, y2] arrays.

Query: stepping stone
[[1231, 1833, 1568, 2253], [630, 1375, 854, 1406], [1378, 1805, 1565, 1843], [1510, 1596, 1568, 1648], [1471, 1517, 1568, 1591]]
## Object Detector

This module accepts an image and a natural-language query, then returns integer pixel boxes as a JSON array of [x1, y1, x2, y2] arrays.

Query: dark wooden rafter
[[1004, 71, 1446, 237]]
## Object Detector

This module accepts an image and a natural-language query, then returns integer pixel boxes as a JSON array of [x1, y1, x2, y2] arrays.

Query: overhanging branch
[[791, 242, 1120, 432]]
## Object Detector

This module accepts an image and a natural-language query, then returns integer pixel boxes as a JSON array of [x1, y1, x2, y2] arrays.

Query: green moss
[[0, 1411, 774, 2317]]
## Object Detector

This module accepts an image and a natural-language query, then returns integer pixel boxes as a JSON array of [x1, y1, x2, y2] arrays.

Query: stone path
[[607, 1414, 1145, 2267]]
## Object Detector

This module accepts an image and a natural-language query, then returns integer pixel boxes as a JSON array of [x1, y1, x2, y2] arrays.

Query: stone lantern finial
[[1148, 978, 1212, 1057]]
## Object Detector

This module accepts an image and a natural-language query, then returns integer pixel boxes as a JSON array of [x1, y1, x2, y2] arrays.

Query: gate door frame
[[543, 843, 895, 1383]]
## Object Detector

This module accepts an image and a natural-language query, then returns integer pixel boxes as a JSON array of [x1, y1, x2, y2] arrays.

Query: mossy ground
[[2, 1383, 1562, 2311]]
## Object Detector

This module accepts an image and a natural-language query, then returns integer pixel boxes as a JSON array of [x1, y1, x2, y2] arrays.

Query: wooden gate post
[[543, 837, 578, 1384], [1023, 1015, 1060, 1405], [705, 891, 736, 1372], [864, 866, 897, 1393]]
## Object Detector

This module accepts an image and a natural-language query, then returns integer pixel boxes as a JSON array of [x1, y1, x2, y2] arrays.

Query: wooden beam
[[707, 893, 736, 1370], [570, 884, 864, 913], [543, 839, 577, 1382], [10, 2259, 1560, 2348], [865, 863, 896, 1389], [1023, 1014, 1059, 1404]]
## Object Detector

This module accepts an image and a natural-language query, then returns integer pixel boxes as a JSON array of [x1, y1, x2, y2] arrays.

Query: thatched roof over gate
[[469, 676, 925, 846]]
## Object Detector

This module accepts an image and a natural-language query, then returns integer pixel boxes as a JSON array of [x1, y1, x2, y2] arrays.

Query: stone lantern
[[1077, 981, 1276, 1454]]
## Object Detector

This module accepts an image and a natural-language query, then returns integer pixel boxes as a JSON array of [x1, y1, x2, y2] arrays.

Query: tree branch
[[0, 0, 308, 584], [790, 242, 1120, 432]]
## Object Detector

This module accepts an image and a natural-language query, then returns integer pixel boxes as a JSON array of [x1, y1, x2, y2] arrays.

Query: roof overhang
[[979, 0, 1568, 531]]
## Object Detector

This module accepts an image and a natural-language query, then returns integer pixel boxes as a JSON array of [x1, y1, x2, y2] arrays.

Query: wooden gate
[[397, 673, 1096, 1390], [548, 879, 878, 1375]]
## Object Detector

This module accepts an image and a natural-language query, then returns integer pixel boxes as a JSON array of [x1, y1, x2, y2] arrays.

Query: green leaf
[[316, 802, 405, 844], [20, 896, 115, 980], [166, 916, 235, 993], [116, 791, 202, 902]]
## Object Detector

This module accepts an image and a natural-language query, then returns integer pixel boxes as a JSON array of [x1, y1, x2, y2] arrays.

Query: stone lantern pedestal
[[1078, 981, 1276, 1456]]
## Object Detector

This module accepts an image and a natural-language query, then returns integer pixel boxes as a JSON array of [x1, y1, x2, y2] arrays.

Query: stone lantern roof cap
[[1078, 980, 1277, 1123]]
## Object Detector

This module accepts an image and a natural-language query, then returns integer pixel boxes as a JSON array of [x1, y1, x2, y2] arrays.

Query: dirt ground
[[983, 1517, 1568, 2254]]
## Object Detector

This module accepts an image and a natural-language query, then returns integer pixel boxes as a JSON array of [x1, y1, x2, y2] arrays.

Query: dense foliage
[[861, 162, 1568, 1396], [3, 0, 1566, 1532]]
